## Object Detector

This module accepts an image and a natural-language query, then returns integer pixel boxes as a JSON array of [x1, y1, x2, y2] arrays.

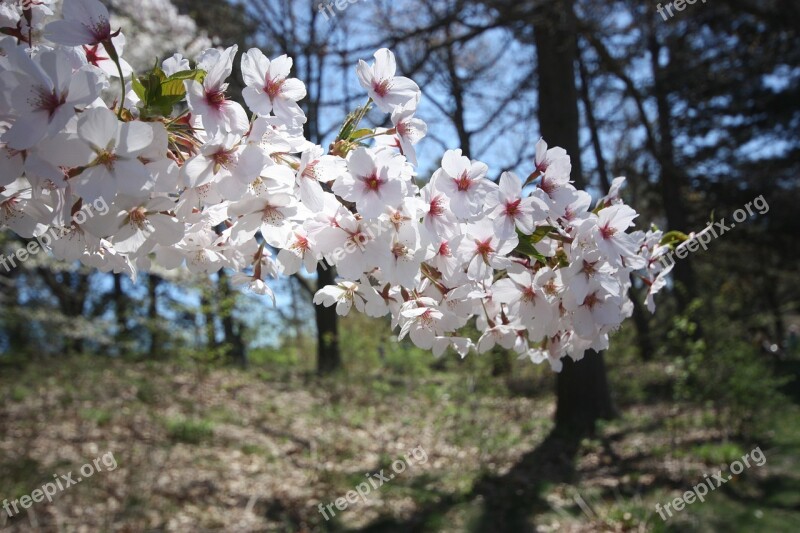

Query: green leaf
[[159, 69, 206, 100], [529, 225, 556, 243], [167, 69, 206, 83], [555, 249, 570, 268], [132, 66, 206, 118], [149, 94, 185, 114], [337, 111, 360, 141], [142, 72, 163, 102], [660, 230, 689, 248], [337, 102, 373, 142], [131, 76, 146, 101], [159, 78, 188, 98], [514, 231, 549, 265], [349, 128, 373, 141]]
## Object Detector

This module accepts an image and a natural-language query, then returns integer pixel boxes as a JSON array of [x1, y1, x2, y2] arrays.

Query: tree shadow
[[352, 428, 585, 533]]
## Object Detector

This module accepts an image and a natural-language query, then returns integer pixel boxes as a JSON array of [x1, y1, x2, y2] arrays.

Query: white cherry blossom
[[0, 2, 674, 373]]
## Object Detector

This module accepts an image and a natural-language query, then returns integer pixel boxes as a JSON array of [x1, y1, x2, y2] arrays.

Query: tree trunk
[[316, 263, 341, 375], [147, 274, 164, 358], [0, 269, 26, 354], [534, 0, 615, 436], [629, 286, 654, 360], [113, 272, 129, 348], [649, 32, 696, 310], [490, 345, 512, 377], [555, 355, 615, 436], [200, 283, 217, 351], [534, 0, 585, 190], [218, 270, 248, 368]]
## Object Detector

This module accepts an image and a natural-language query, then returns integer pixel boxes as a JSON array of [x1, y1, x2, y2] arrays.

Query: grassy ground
[[0, 357, 798, 532]]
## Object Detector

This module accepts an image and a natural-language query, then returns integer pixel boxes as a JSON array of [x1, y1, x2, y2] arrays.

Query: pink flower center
[[581, 259, 598, 276], [599, 224, 617, 240], [419, 308, 435, 328], [290, 234, 309, 252], [437, 241, 451, 257], [265, 77, 285, 101], [364, 173, 381, 191], [522, 286, 537, 302], [396, 121, 409, 136], [1, 197, 19, 215], [584, 292, 600, 310], [212, 148, 236, 170], [31, 86, 66, 117], [84, 18, 111, 44], [348, 230, 369, 250], [96, 150, 117, 169], [539, 176, 556, 195], [205, 88, 227, 110], [372, 79, 392, 98], [83, 45, 108, 67], [543, 279, 559, 297], [301, 161, 318, 180], [391, 242, 408, 259], [262, 205, 285, 224], [429, 196, 445, 217], [475, 238, 494, 257], [504, 199, 521, 217], [129, 207, 148, 228], [454, 172, 472, 192]]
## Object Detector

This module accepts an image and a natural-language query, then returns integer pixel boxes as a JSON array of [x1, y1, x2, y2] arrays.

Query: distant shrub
[[669, 300, 789, 438], [166, 417, 215, 444]]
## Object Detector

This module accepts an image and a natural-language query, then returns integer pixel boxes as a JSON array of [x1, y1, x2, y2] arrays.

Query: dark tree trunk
[[534, 0, 615, 436], [113, 272, 129, 347], [629, 286, 655, 360], [555, 355, 615, 436], [649, 32, 696, 310], [0, 269, 26, 353], [147, 274, 163, 358], [200, 284, 217, 351], [218, 270, 248, 368], [316, 263, 341, 375], [534, 0, 585, 190], [490, 346, 512, 377], [36, 269, 88, 355]]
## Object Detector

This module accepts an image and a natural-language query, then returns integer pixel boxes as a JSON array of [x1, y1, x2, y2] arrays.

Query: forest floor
[[0, 356, 798, 532]]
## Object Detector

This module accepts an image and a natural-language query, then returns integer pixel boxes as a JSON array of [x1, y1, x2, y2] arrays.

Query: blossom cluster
[[0, 0, 673, 370]]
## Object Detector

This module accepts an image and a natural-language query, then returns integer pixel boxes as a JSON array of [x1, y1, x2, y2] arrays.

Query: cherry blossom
[[487, 171, 548, 238], [357, 48, 420, 113], [241, 49, 307, 122], [2, 46, 99, 150], [0, 0, 676, 373], [390, 102, 427, 166], [431, 149, 496, 220], [186, 45, 248, 136], [44, 0, 112, 46], [332, 147, 406, 220], [72, 107, 155, 202]]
